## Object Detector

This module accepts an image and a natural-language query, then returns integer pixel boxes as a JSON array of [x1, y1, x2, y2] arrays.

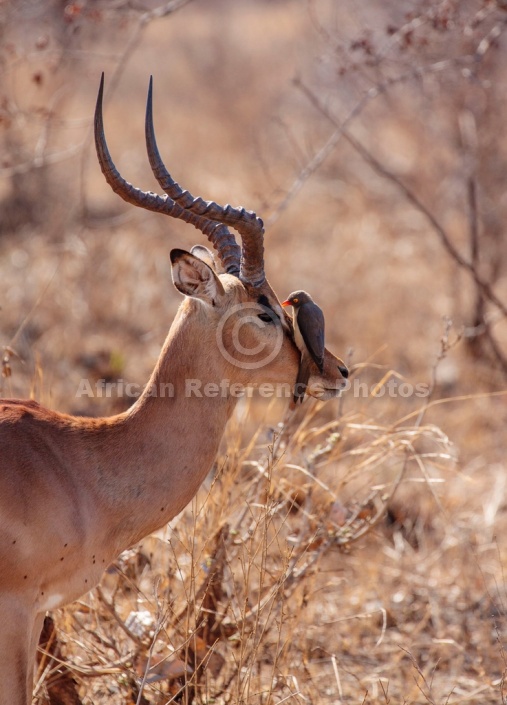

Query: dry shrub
[[33, 392, 505, 704]]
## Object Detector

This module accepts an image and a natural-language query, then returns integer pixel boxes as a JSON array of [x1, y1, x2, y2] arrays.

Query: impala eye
[[256, 295, 278, 324], [258, 312, 274, 323]]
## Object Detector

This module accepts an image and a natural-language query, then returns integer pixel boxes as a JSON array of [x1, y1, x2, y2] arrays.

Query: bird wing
[[298, 302, 325, 372], [293, 357, 311, 404]]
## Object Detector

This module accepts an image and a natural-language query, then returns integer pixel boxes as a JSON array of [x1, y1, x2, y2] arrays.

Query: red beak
[[281, 300, 291, 307]]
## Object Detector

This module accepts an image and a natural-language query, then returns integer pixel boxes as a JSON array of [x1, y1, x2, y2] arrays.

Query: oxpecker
[[282, 290, 326, 403]]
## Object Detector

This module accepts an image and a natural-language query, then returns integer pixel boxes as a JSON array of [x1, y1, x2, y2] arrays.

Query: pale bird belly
[[294, 322, 304, 353]]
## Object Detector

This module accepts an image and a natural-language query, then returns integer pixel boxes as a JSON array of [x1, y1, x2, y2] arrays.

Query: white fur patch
[[39, 592, 64, 611]]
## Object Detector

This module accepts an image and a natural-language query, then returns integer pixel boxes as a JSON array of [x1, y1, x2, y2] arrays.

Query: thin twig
[[468, 177, 479, 268], [466, 176, 507, 372], [267, 55, 475, 227], [95, 585, 144, 647], [295, 78, 507, 326]]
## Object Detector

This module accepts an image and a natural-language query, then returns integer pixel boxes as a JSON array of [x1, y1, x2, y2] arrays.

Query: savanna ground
[[1, 1, 507, 703]]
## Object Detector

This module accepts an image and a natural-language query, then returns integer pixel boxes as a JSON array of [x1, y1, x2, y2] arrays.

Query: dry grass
[[1, 1, 507, 702], [35, 401, 483, 704]]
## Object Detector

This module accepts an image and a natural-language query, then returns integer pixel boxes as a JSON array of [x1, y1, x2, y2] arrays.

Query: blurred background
[[1, 1, 507, 701]]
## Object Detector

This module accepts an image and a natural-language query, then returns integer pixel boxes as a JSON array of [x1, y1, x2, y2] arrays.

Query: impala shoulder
[[0, 398, 44, 419], [0, 400, 75, 429]]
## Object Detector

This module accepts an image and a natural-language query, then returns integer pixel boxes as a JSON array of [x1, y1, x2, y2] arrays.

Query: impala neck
[[108, 300, 236, 548]]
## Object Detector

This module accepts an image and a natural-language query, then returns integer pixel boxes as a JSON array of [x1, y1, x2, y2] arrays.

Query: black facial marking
[[257, 294, 273, 311], [257, 294, 279, 324]]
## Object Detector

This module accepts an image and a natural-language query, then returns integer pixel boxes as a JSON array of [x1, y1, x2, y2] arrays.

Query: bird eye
[[293, 298, 299, 304], [258, 312, 273, 323]]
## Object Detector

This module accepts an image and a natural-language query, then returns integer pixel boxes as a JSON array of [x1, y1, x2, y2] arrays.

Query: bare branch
[[267, 55, 475, 227], [295, 79, 507, 327]]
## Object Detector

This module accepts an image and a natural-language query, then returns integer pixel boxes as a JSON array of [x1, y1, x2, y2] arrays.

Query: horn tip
[[95, 72, 105, 125]]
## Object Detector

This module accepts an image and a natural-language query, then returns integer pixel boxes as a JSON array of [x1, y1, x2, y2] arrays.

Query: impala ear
[[190, 244, 218, 271], [170, 249, 225, 305]]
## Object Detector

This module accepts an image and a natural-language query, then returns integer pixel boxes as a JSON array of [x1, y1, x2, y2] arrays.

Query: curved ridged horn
[[94, 74, 241, 277], [145, 77, 265, 287]]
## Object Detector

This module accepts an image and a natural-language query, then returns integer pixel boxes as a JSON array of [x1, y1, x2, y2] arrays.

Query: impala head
[[94, 74, 348, 401]]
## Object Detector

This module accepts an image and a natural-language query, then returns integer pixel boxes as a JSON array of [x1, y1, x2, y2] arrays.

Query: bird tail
[[293, 359, 310, 404]]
